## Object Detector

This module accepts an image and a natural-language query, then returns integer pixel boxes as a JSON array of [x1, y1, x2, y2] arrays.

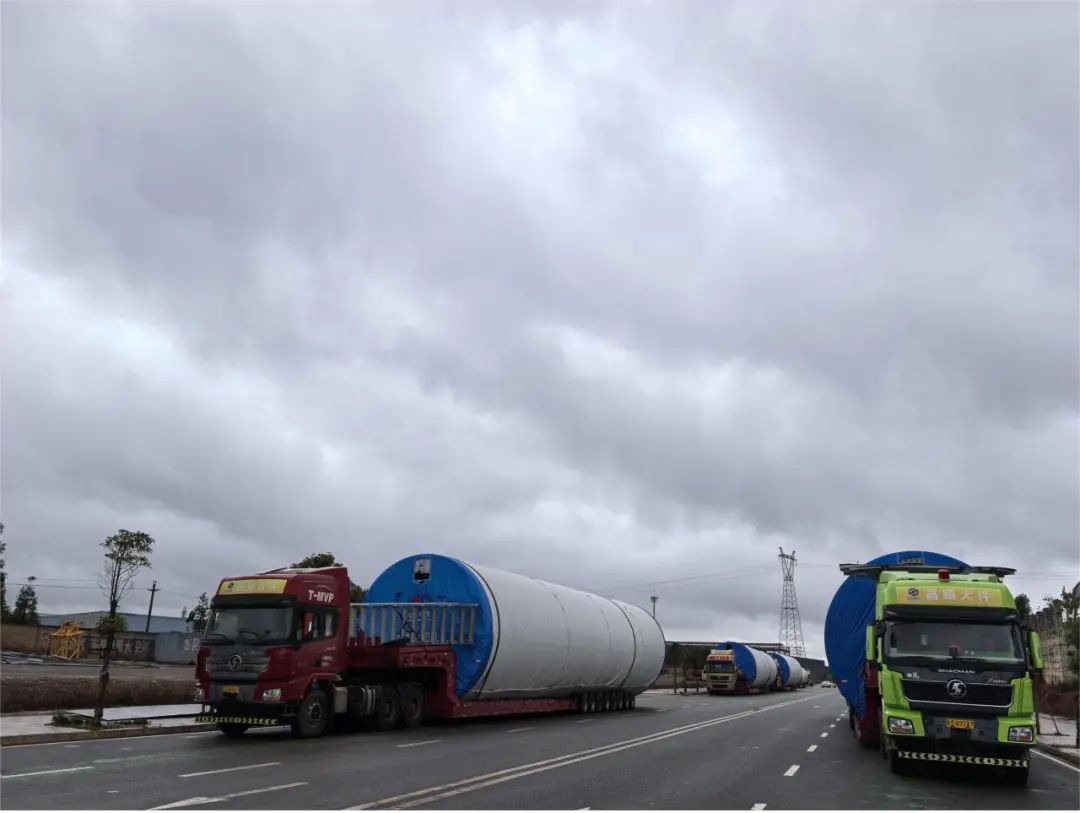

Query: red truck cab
[[195, 567, 352, 737]]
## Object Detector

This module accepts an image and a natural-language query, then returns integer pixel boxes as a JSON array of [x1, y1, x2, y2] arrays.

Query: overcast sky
[[3, 1, 1078, 658]]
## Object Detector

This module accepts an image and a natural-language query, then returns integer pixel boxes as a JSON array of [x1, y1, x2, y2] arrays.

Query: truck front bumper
[[196, 702, 289, 727], [884, 714, 1033, 768], [195, 712, 283, 727], [892, 750, 1028, 768]]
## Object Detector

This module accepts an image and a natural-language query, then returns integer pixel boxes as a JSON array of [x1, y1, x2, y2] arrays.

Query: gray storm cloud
[[3, 1, 1077, 656]]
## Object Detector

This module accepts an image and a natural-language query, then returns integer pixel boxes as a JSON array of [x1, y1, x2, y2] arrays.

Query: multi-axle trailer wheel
[[222, 685, 639, 740]]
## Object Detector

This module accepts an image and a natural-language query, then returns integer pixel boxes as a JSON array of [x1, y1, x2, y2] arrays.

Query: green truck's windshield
[[205, 606, 294, 644], [884, 620, 1023, 664]]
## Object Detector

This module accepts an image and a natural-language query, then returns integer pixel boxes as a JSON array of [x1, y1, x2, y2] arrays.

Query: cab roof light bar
[[838, 563, 1017, 579]]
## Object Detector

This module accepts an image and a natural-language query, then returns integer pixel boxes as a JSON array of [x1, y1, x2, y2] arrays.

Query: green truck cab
[[835, 562, 1042, 784]]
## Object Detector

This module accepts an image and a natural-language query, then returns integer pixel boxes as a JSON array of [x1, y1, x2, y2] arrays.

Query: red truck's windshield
[[205, 606, 294, 644]]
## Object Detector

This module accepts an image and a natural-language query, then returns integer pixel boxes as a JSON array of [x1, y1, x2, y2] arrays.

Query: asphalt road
[[2, 687, 1077, 809]]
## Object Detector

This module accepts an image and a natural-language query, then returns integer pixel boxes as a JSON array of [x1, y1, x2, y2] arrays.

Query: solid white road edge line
[[2, 766, 94, 780], [348, 694, 818, 810], [1032, 749, 1080, 773], [783, 765, 799, 777], [151, 782, 309, 809], [507, 727, 534, 734], [178, 761, 280, 778], [4, 729, 218, 749]]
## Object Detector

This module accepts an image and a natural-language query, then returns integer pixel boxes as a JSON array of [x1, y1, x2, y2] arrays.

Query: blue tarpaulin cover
[[365, 554, 495, 697], [771, 652, 791, 685], [823, 550, 968, 717], [716, 641, 760, 684]]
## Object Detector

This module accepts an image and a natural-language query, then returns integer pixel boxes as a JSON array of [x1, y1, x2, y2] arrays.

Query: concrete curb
[[1034, 741, 1080, 767], [1, 722, 216, 747]]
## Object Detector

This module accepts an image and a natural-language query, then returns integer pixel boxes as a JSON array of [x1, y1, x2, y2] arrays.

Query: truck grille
[[207, 651, 270, 681], [901, 680, 1013, 708]]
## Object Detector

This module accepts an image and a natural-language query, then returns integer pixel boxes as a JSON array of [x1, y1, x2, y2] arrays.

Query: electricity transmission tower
[[778, 547, 807, 658]]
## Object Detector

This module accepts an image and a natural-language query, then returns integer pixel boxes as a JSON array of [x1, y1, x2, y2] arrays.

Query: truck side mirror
[[1029, 630, 1043, 670], [865, 625, 877, 661]]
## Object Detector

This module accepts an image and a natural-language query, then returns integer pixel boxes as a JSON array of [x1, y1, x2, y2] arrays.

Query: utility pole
[[650, 593, 658, 619], [145, 581, 158, 633]]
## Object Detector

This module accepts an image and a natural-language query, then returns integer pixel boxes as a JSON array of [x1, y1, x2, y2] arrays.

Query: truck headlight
[[1008, 726, 1034, 743], [260, 688, 282, 702], [888, 717, 915, 735], [193, 685, 205, 702]]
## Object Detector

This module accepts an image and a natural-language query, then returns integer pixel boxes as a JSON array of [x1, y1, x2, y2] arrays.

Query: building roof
[[37, 611, 190, 634]]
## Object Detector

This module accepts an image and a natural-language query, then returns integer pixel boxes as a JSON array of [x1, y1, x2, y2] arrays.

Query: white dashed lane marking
[[784, 765, 800, 777], [179, 762, 280, 778], [151, 782, 308, 809], [2, 766, 94, 780], [806, 745, 817, 752]]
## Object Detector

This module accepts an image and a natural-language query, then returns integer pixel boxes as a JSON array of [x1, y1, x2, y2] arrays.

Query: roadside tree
[[187, 592, 211, 632], [293, 551, 366, 601], [12, 577, 39, 624], [93, 529, 154, 727]]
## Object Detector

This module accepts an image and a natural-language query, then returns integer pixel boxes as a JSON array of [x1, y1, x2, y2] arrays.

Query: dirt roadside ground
[[2, 662, 193, 680], [1, 661, 195, 712]]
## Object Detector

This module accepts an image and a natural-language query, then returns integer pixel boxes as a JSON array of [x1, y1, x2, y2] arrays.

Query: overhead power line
[[593, 564, 775, 594]]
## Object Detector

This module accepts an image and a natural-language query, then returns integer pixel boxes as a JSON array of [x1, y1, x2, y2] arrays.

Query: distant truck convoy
[[193, 554, 666, 738], [703, 642, 788, 694], [824, 550, 1042, 785]]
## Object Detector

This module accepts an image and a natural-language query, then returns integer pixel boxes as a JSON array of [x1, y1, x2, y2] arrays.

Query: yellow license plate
[[221, 685, 240, 695], [946, 718, 975, 730]]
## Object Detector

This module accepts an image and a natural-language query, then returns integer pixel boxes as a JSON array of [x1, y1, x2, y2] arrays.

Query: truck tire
[[398, 684, 425, 729], [217, 723, 248, 738], [292, 688, 330, 739], [375, 686, 402, 731]]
